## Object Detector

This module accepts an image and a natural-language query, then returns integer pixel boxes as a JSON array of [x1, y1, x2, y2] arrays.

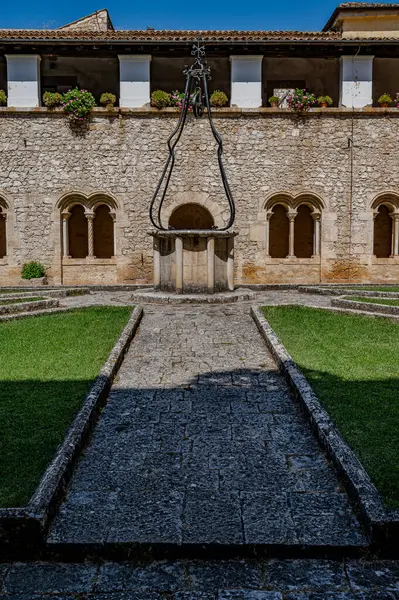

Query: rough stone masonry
[[0, 109, 399, 285]]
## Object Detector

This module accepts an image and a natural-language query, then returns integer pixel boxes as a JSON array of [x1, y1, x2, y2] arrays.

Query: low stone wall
[[332, 297, 399, 314], [0, 298, 58, 315]]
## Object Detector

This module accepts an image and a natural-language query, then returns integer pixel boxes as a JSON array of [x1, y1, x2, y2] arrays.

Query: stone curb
[[251, 305, 399, 553], [130, 288, 256, 304], [299, 286, 399, 298], [333, 297, 399, 315], [0, 298, 58, 315], [0, 305, 143, 556]]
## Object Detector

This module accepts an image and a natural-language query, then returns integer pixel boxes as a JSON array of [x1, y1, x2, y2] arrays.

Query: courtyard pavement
[[48, 291, 365, 549]]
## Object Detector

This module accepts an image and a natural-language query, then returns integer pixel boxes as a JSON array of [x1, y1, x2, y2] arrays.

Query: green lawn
[[347, 296, 399, 307], [0, 306, 131, 507], [0, 297, 44, 305], [262, 305, 399, 509]]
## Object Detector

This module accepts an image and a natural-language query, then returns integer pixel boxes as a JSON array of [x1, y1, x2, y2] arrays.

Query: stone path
[[1, 558, 399, 597], [48, 299, 365, 550]]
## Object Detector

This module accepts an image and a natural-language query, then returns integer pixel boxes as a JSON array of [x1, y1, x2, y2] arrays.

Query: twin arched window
[[61, 198, 116, 259], [267, 197, 322, 259], [373, 198, 399, 258]]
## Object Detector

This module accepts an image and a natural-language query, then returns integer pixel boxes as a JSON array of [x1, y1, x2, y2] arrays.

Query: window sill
[[372, 256, 399, 264], [62, 257, 117, 266], [265, 256, 320, 264]]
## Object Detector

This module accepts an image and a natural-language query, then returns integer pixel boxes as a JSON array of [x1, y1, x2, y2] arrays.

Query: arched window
[[269, 204, 289, 258], [68, 204, 88, 259], [373, 204, 392, 258], [294, 205, 314, 258], [0, 206, 6, 258], [169, 203, 214, 229], [94, 204, 114, 258]]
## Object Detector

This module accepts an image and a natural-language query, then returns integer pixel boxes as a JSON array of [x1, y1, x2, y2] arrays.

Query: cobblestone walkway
[[48, 302, 365, 549], [1, 558, 399, 598]]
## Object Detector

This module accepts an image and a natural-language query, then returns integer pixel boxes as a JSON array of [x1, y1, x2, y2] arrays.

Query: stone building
[[1, 2, 399, 285]]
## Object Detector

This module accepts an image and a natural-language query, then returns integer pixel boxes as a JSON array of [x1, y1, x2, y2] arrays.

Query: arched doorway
[[294, 204, 314, 258], [169, 203, 214, 230], [269, 204, 289, 258], [94, 204, 114, 258], [68, 205, 88, 259], [374, 204, 393, 258]]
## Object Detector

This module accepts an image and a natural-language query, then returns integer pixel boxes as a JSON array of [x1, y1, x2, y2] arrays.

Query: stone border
[[251, 305, 399, 553], [0, 305, 143, 556], [0, 298, 58, 315], [332, 297, 399, 315], [299, 286, 399, 298], [130, 288, 256, 304]]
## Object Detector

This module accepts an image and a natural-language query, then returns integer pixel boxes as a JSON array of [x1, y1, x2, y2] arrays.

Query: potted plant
[[0, 90, 7, 106], [269, 95, 280, 108], [20, 261, 47, 285], [151, 90, 171, 109], [286, 89, 317, 112], [42, 92, 63, 108], [62, 88, 96, 122], [378, 93, 392, 108], [100, 92, 117, 111], [170, 90, 192, 111], [210, 90, 228, 107], [317, 95, 333, 108]]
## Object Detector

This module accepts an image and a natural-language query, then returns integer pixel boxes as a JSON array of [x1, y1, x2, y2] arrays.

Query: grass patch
[[0, 306, 131, 507], [347, 297, 399, 307], [262, 305, 399, 509], [0, 297, 44, 305]]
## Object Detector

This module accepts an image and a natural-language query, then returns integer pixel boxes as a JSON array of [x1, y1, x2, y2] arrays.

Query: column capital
[[287, 210, 297, 222], [390, 212, 399, 222], [85, 211, 95, 221], [61, 211, 71, 221], [311, 210, 321, 221]]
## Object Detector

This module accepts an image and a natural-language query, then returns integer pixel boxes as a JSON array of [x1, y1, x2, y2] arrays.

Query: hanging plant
[[62, 88, 96, 122], [287, 89, 317, 112]]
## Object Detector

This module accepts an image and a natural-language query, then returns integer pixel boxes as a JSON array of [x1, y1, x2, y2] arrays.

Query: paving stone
[[4, 563, 98, 594], [96, 561, 186, 592], [183, 490, 243, 544], [241, 492, 298, 544], [347, 561, 399, 591], [265, 559, 346, 591], [89, 593, 167, 600], [188, 560, 262, 591]]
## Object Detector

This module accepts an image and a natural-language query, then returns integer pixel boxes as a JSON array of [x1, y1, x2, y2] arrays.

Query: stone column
[[391, 213, 399, 256], [287, 211, 297, 258], [110, 211, 117, 257], [207, 236, 215, 294], [340, 56, 374, 108], [61, 211, 70, 258], [86, 212, 94, 258], [118, 55, 152, 108], [265, 211, 272, 257], [1, 212, 7, 257], [153, 236, 161, 289], [5, 54, 41, 107], [227, 236, 234, 291], [175, 236, 183, 294], [312, 211, 321, 257], [229, 55, 263, 108]]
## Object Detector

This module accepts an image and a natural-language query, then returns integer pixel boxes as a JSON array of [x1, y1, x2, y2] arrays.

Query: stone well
[[150, 230, 237, 294]]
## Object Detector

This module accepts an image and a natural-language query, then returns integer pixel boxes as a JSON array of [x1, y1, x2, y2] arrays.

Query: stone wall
[[0, 108, 398, 285]]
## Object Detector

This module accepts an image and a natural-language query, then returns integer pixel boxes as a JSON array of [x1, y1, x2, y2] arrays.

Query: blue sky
[[2, 0, 398, 31]]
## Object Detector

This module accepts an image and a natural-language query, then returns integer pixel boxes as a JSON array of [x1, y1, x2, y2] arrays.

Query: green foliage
[[262, 305, 399, 508], [209, 90, 228, 107], [42, 91, 63, 108], [100, 92, 117, 110], [0, 306, 131, 506], [62, 88, 96, 122], [378, 93, 392, 105], [317, 95, 333, 106], [151, 90, 171, 109], [0, 90, 7, 106], [268, 95, 280, 104], [21, 261, 46, 280]]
